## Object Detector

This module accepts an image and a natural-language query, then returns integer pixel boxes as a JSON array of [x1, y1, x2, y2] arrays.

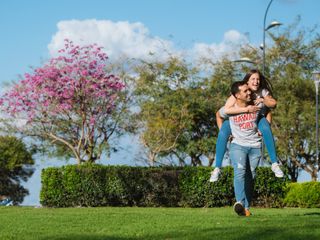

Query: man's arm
[[224, 95, 260, 114]]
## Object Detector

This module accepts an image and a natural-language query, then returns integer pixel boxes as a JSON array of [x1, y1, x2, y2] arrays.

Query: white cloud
[[48, 19, 176, 61], [48, 20, 248, 64], [191, 30, 249, 62]]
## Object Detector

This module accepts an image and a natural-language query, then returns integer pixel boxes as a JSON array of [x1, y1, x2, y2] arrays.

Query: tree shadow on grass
[[303, 212, 320, 216], [40, 236, 134, 240], [39, 226, 319, 240], [229, 228, 319, 240]]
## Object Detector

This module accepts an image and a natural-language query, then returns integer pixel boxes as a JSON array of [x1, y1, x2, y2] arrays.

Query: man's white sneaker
[[271, 163, 284, 178], [209, 168, 221, 182]]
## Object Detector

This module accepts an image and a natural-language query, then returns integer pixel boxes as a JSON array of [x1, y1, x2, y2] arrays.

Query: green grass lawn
[[1, 206, 320, 240]]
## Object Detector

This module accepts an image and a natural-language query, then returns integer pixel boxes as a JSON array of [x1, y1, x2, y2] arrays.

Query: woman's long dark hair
[[242, 69, 273, 95]]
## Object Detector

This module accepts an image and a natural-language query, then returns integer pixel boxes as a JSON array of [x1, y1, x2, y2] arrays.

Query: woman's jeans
[[230, 143, 261, 209], [215, 117, 277, 167]]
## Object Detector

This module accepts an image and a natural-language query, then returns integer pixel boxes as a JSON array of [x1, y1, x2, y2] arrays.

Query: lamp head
[[265, 21, 282, 31], [313, 71, 320, 82], [233, 57, 255, 64], [259, 44, 264, 50]]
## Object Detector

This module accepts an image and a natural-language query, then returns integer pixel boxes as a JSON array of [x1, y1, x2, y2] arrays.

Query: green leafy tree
[[173, 85, 217, 166], [0, 136, 34, 204], [134, 56, 241, 166], [241, 19, 320, 181], [270, 24, 320, 181], [134, 20, 320, 179], [134, 57, 195, 165]]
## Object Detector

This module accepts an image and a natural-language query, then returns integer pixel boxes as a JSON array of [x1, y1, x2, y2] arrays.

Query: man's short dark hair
[[231, 81, 247, 97]]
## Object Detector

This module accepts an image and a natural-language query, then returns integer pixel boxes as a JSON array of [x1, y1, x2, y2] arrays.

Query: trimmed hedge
[[283, 182, 320, 208], [40, 165, 181, 207], [253, 167, 289, 208], [178, 166, 234, 207], [40, 165, 289, 208]]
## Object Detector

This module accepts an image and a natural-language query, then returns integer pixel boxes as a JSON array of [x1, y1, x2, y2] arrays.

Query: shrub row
[[284, 182, 320, 208], [40, 165, 181, 207], [40, 165, 290, 208]]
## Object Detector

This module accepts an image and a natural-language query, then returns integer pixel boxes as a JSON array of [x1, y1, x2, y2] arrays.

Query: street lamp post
[[261, 0, 281, 164], [313, 71, 320, 177], [232, 58, 256, 80], [235, 1, 282, 165], [262, 0, 282, 75], [236, 0, 282, 73]]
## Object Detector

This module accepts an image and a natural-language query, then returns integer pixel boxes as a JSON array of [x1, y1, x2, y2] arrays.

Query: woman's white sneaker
[[271, 163, 284, 178], [209, 168, 221, 182]]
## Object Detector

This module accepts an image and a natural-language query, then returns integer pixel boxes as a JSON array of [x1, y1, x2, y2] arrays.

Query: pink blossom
[[0, 39, 125, 163], [89, 116, 96, 126]]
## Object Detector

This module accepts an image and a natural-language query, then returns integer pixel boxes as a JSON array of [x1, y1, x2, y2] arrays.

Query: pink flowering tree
[[0, 40, 125, 164]]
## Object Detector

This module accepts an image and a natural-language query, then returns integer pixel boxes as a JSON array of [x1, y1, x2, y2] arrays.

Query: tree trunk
[[289, 174, 297, 182], [208, 157, 214, 167], [148, 151, 156, 166], [311, 169, 318, 181], [191, 155, 202, 166]]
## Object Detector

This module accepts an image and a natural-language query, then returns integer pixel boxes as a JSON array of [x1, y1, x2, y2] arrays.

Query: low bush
[[253, 167, 289, 207], [41, 165, 290, 208], [179, 166, 234, 207], [283, 182, 320, 208], [41, 165, 182, 207]]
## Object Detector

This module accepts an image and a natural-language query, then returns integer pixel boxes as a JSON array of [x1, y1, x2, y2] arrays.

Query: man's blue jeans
[[230, 143, 261, 209], [215, 117, 277, 168]]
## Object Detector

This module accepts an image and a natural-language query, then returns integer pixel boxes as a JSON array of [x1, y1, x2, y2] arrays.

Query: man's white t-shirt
[[219, 107, 262, 148]]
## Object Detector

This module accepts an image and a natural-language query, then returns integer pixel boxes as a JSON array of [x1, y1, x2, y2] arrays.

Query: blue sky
[[1, 0, 319, 86], [1, 0, 319, 205]]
